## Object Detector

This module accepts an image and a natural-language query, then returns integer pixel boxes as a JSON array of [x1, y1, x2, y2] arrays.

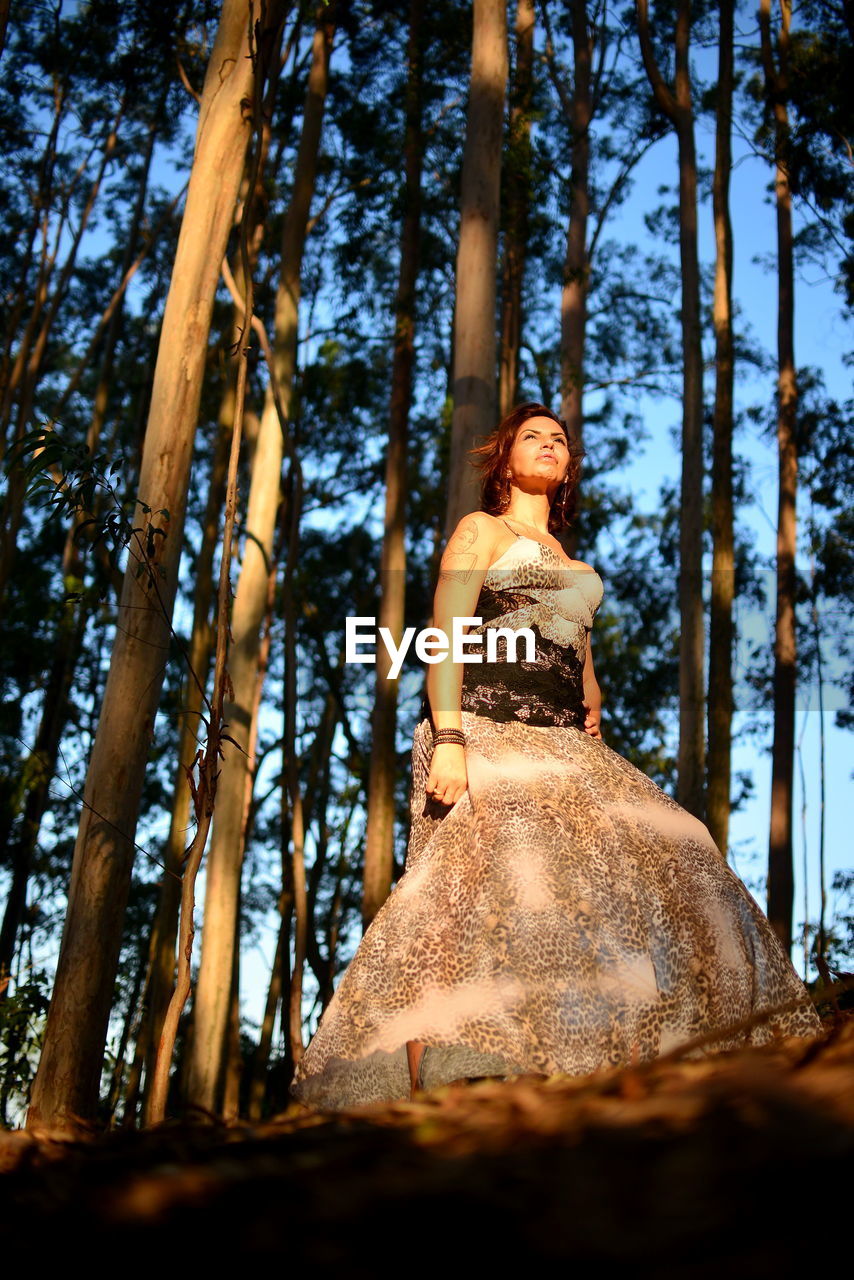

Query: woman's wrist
[[432, 727, 465, 747]]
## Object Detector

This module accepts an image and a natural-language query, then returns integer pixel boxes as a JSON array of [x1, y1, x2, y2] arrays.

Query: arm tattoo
[[439, 564, 475, 583], [438, 519, 481, 584]]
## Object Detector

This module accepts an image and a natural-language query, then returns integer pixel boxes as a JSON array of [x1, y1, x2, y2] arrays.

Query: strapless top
[[422, 535, 604, 730]]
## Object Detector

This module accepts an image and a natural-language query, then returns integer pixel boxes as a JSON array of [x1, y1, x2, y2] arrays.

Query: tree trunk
[[0, 119, 158, 989], [0, 75, 67, 447], [498, 0, 534, 420], [304, 690, 342, 986], [708, 0, 735, 858], [362, 0, 424, 928], [187, 8, 334, 1112], [760, 0, 797, 952], [139, 257, 256, 1125], [637, 0, 705, 820], [106, 935, 148, 1122], [446, 0, 508, 533], [0, 1, 11, 61], [284, 466, 308, 1071], [0, 102, 123, 606], [0, 604, 85, 985], [560, 0, 591, 456], [222, 937, 242, 1122], [246, 889, 289, 1121], [27, 0, 284, 1134], [137, 410, 233, 1123]]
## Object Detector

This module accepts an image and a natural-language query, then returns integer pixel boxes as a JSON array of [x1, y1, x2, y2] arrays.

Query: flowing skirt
[[291, 714, 821, 1109]]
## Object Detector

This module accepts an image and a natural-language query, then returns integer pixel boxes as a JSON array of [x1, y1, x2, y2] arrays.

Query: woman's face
[[506, 416, 570, 494]]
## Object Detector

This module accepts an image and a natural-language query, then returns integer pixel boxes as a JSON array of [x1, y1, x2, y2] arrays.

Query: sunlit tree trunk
[[187, 8, 334, 1112], [708, 0, 735, 858], [27, 0, 282, 1133], [362, 0, 424, 928], [760, 0, 797, 952], [138, 206, 264, 1123], [446, 0, 508, 532], [136, 404, 233, 1123], [560, 0, 591, 455], [637, 0, 705, 820], [498, 0, 534, 420]]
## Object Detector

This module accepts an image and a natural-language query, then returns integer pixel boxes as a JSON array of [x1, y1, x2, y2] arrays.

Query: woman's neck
[[503, 494, 552, 535]]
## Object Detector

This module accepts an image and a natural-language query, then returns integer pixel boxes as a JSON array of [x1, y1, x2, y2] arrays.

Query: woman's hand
[[583, 703, 602, 739], [426, 742, 467, 806], [582, 633, 602, 739]]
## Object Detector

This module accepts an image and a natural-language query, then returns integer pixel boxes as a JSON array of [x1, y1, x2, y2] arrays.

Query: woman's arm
[[426, 514, 495, 727], [423, 513, 498, 805], [582, 632, 602, 739]]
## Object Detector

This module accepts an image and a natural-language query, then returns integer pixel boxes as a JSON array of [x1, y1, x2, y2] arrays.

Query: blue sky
[[592, 47, 852, 979]]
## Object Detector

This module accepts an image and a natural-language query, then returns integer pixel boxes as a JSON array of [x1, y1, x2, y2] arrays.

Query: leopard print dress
[[291, 535, 821, 1109]]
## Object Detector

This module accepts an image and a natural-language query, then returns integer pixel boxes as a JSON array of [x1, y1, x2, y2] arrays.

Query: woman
[[291, 403, 820, 1109]]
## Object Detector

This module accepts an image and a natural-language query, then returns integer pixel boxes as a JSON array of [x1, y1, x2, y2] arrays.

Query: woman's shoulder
[[454, 510, 503, 533], [445, 510, 504, 549]]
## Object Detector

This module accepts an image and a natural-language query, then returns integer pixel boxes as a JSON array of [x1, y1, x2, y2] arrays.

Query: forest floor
[[1, 1015, 851, 1273]]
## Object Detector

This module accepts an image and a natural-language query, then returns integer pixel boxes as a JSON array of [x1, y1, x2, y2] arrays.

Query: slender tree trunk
[[322, 846, 350, 1009], [139, 250, 257, 1124], [446, 0, 508, 532], [362, 0, 424, 928], [247, 890, 289, 1120], [146, 12, 285, 1117], [708, 0, 735, 858], [282, 464, 308, 1072], [0, 103, 123, 606], [138, 407, 232, 1123], [304, 691, 342, 984], [498, 0, 534, 420], [106, 937, 148, 1122], [0, 75, 67, 448], [0, 1, 11, 62], [0, 122, 159, 987], [637, 0, 705, 820], [760, 0, 797, 952], [560, 0, 591, 454], [187, 7, 333, 1113], [222, 937, 242, 1121], [0, 605, 85, 986], [121, 978, 149, 1126], [48, 111, 179, 428], [27, 1, 284, 1134]]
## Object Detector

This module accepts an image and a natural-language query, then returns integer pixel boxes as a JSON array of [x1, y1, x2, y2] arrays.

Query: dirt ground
[[2, 1016, 851, 1274]]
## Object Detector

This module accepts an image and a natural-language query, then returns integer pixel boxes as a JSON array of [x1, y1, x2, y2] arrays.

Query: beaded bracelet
[[433, 728, 466, 747]]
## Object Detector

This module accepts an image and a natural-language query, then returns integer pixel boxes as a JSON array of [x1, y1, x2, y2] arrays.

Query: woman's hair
[[469, 402, 584, 534]]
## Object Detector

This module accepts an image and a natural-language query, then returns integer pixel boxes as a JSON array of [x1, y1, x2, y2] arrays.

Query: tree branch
[[636, 0, 678, 123]]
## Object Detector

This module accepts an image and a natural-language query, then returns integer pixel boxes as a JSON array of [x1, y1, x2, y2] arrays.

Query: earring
[[499, 468, 512, 510], [556, 477, 569, 522]]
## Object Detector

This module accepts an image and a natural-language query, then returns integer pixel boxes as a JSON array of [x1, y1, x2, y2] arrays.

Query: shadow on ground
[[2, 1018, 850, 1273]]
